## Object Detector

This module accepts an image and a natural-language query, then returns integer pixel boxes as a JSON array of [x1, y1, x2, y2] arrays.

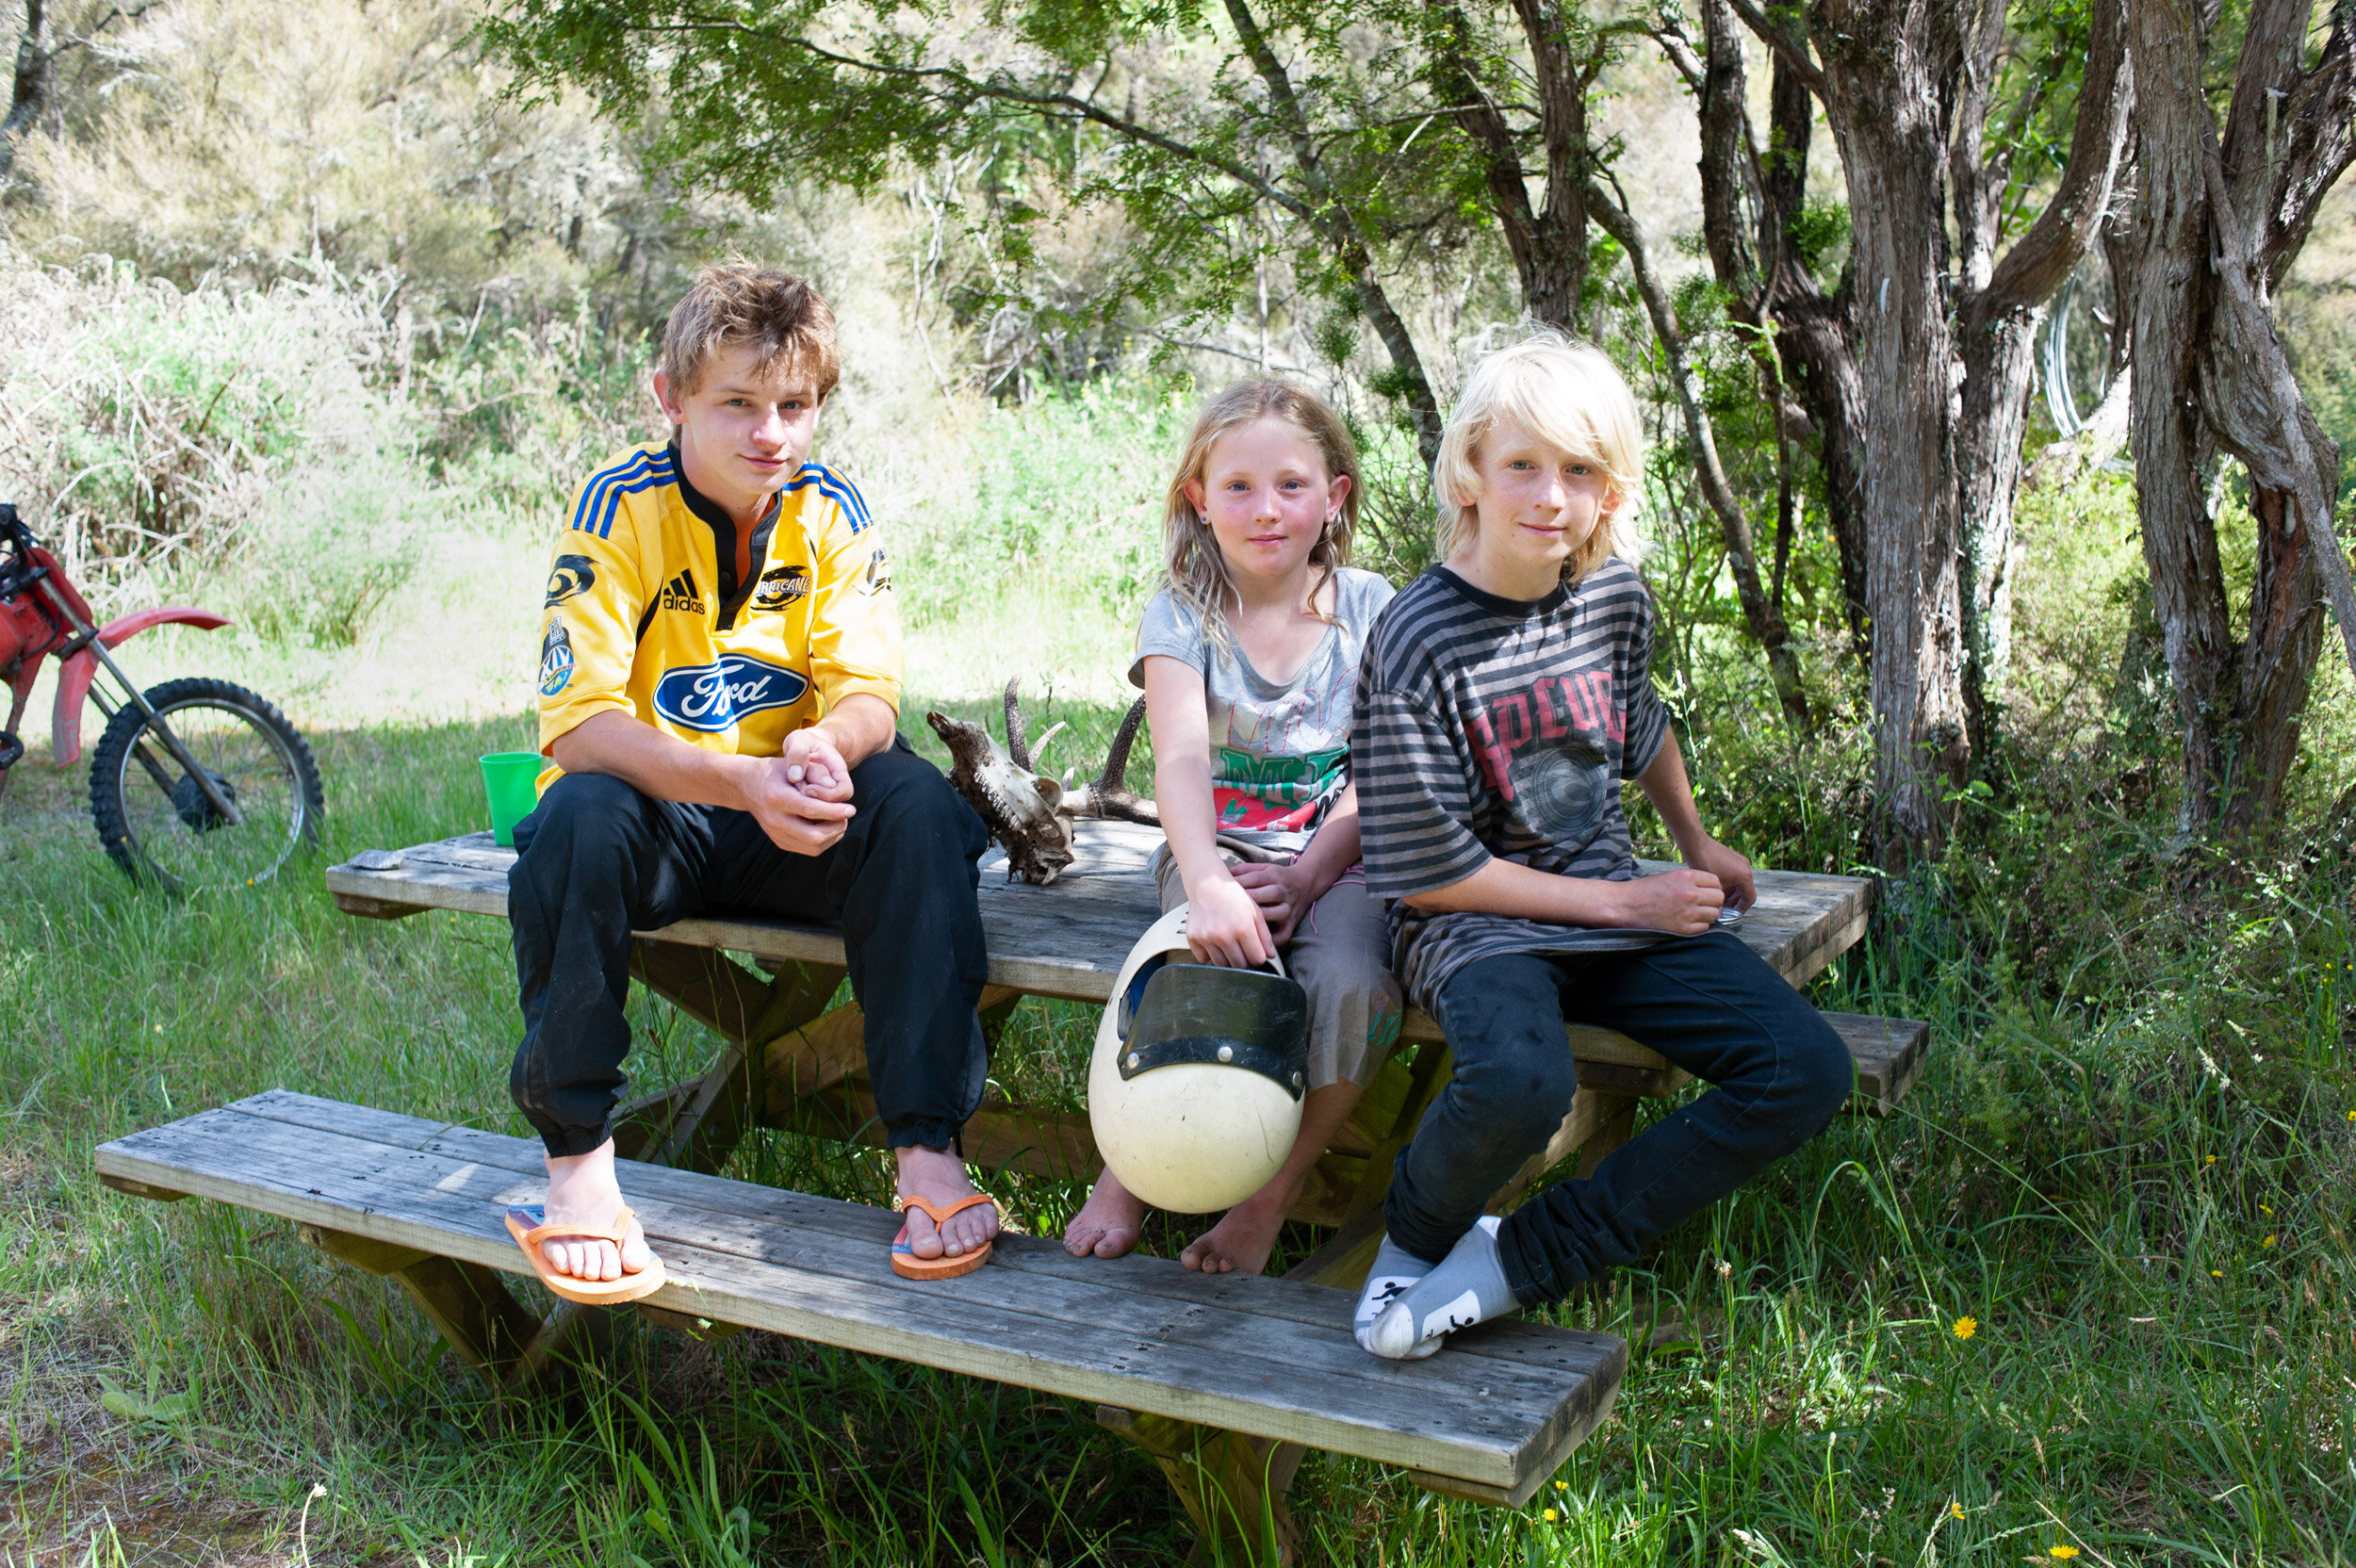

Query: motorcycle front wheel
[[90, 678, 324, 892]]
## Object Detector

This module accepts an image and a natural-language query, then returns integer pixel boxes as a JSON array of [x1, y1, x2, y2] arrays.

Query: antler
[[1060, 696, 1159, 826], [1003, 678, 1032, 771]]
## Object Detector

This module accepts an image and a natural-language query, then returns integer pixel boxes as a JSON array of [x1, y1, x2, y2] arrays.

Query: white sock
[[1367, 1217, 1519, 1359], [1352, 1236, 1440, 1359]]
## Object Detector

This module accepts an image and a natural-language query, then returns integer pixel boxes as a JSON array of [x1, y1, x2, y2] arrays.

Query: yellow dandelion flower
[[1952, 1315, 1978, 1340], [1949, 1502, 1966, 1521], [2259, 1204, 2272, 1215], [1543, 1508, 1559, 1523], [2263, 1234, 2277, 1248], [2347, 1110, 2354, 1122], [1554, 1480, 1568, 1492], [2049, 1546, 2079, 1560], [2211, 1269, 2223, 1278], [2205, 1153, 2218, 1164]]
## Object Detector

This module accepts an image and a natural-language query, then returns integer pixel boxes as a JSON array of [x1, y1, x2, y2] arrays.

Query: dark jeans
[[506, 737, 990, 1158], [1383, 931, 1852, 1305]]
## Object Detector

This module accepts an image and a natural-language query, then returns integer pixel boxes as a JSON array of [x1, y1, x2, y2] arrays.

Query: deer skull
[[925, 704, 1076, 885], [927, 678, 1166, 885]]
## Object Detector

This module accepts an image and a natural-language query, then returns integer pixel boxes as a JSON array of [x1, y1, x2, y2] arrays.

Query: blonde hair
[[660, 263, 842, 402], [1432, 331, 1645, 579], [1161, 380, 1363, 656]]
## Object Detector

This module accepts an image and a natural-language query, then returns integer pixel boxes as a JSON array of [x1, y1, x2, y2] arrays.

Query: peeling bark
[[2125, 0, 2354, 841]]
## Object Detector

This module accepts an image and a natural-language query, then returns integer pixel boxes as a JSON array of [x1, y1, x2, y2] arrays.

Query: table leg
[[297, 1224, 540, 1388], [1094, 1406, 1302, 1566], [1284, 1044, 1454, 1291], [619, 944, 848, 1175], [1573, 1094, 1640, 1180]]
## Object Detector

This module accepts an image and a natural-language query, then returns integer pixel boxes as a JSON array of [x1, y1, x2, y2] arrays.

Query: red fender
[[51, 607, 233, 766]]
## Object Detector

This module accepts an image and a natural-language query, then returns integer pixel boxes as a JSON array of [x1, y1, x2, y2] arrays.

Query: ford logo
[[652, 655, 810, 732]]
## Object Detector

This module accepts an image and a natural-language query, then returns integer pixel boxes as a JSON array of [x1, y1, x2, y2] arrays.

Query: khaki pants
[[1149, 842, 1404, 1092]]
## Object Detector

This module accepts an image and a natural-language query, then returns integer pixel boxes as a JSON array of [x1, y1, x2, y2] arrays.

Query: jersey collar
[[671, 442, 781, 631]]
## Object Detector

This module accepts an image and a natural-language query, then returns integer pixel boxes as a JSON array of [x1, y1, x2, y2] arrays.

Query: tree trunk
[[1588, 183, 1811, 726], [0, 0, 50, 181], [1953, 0, 2131, 758], [2125, 0, 2354, 841], [1808, 2, 1972, 862]]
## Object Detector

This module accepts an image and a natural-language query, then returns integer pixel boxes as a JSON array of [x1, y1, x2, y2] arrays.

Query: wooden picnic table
[[161, 812, 1920, 1560], [322, 820, 1915, 1256]]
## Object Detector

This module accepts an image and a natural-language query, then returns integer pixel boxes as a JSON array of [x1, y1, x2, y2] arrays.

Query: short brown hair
[[659, 264, 841, 402]]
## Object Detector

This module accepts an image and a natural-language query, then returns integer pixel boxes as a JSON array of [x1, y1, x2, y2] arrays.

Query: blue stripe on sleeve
[[786, 464, 871, 531], [571, 449, 676, 538]]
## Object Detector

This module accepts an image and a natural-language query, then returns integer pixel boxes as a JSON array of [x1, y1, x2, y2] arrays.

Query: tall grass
[[2, 645, 2351, 1562]]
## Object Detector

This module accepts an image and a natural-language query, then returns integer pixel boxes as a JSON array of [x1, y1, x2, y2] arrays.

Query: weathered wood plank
[[327, 823, 1877, 1009], [95, 1101, 1614, 1490], [1829, 1012, 1930, 1117]]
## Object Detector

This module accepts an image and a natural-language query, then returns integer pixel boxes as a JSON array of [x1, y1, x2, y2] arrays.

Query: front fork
[[31, 574, 244, 828]]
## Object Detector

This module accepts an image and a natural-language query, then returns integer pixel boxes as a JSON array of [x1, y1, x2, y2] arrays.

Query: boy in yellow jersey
[[505, 265, 997, 1297]]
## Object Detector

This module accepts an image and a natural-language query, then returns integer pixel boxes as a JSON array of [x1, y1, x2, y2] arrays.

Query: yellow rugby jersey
[[533, 442, 899, 787]]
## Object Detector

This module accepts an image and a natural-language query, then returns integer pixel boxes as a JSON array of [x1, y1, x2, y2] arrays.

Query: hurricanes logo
[[652, 654, 810, 733], [544, 553, 597, 609], [537, 621, 575, 697], [660, 569, 707, 615], [751, 563, 813, 612], [856, 547, 892, 596]]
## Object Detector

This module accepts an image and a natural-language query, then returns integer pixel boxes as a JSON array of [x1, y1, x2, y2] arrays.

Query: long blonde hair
[[1161, 380, 1363, 658], [1432, 330, 1645, 580]]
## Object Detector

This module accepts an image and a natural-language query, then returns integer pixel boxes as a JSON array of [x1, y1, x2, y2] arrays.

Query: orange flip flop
[[892, 1193, 999, 1280], [505, 1202, 668, 1305]]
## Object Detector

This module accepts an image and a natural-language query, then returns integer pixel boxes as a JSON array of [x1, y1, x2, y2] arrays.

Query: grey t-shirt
[[1350, 561, 1674, 1010], [1131, 565, 1397, 847]]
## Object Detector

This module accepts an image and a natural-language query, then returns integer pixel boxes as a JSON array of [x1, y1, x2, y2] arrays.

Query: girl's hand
[[1184, 873, 1275, 968], [1230, 859, 1322, 946], [1683, 835, 1756, 912]]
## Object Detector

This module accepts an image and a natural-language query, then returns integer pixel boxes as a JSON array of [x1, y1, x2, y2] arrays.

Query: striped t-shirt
[[1350, 560, 1674, 1010]]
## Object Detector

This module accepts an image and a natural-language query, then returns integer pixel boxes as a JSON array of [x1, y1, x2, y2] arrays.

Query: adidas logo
[[660, 569, 707, 615]]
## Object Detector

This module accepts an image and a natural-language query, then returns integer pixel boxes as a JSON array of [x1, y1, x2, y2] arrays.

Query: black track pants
[[505, 737, 990, 1158], [1383, 931, 1853, 1304]]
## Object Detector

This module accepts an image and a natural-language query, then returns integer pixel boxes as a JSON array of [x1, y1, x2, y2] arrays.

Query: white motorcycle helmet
[[1088, 903, 1310, 1215]]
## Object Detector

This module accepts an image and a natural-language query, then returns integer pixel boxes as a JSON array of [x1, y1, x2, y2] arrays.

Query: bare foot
[[1181, 1188, 1289, 1276], [896, 1143, 1001, 1261], [1064, 1168, 1147, 1259], [541, 1140, 654, 1282]]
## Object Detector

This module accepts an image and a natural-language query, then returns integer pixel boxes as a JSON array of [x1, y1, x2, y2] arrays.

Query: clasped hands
[[1182, 858, 1325, 969], [741, 727, 857, 855], [1616, 836, 1756, 935]]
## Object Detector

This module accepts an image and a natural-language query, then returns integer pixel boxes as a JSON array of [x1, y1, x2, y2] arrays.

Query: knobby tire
[[90, 677, 323, 891]]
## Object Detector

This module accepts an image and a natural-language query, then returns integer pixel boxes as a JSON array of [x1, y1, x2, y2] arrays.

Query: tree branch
[[1724, 0, 1824, 98], [644, 16, 1319, 223], [1589, 173, 1808, 725], [1970, 0, 2131, 320]]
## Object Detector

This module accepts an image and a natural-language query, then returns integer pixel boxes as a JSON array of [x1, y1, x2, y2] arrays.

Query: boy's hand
[[781, 727, 855, 802], [741, 745, 855, 856], [1683, 836, 1756, 912], [1184, 873, 1275, 969], [1230, 859, 1321, 946], [1614, 868, 1726, 935]]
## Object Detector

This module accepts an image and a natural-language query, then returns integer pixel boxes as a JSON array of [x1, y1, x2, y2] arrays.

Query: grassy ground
[[3, 675, 2352, 1566]]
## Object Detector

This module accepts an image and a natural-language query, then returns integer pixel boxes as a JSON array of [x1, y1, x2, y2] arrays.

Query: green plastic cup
[[480, 752, 543, 847]]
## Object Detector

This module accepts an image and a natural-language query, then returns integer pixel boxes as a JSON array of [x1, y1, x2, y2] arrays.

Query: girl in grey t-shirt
[[1062, 380, 1403, 1279]]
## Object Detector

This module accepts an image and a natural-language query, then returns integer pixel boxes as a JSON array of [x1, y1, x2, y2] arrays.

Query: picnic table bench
[[99, 816, 1926, 1560]]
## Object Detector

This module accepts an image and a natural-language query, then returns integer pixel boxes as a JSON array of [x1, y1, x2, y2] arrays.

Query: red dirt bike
[[0, 503, 322, 890]]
